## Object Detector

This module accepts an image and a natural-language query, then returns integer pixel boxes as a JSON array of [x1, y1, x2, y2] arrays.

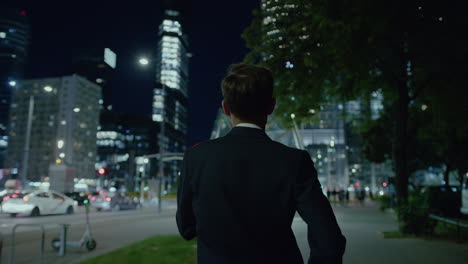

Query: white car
[[2, 190, 76, 217]]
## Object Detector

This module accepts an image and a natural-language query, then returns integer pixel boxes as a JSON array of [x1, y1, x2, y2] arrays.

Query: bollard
[[8, 224, 45, 264], [59, 224, 69, 257]]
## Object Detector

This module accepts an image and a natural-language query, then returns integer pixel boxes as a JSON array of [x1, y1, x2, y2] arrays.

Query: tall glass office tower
[[148, 7, 190, 187], [153, 9, 189, 127]]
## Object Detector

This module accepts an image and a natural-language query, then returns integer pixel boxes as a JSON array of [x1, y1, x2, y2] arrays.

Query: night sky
[[21, 1, 259, 146]]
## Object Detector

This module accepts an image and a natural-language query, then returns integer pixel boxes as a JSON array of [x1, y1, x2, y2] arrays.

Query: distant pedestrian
[[357, 189, 366, 205], [332, 189, 338, 202], [338, 189, 345, 206], [177, 63, 346, 264]]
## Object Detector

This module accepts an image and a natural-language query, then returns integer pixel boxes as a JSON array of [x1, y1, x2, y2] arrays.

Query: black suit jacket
[[177, 127, 346, 264]]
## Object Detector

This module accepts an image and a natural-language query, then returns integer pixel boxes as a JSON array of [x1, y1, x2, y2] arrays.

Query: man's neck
[[231, 118, 266, 130]]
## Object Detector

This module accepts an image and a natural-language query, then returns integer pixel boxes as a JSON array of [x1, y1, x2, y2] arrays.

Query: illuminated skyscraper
[[153, 9, 189, 122], [142, 6, 190, 187], [153, 9, 189, 152], [0, 8, 30, 168]]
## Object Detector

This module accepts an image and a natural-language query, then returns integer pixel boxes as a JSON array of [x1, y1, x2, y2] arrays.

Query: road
[[0, 199, 178, 264], [1, 200, 467, 264]]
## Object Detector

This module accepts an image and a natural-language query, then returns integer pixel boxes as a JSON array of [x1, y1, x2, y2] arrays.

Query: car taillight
[[23, 196, 29, 203], [12, 194, 18, 198], [91, 197, 96, 201]]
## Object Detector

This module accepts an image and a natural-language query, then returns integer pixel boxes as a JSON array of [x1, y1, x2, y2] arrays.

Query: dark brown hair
[[221, 64, 274, 120]]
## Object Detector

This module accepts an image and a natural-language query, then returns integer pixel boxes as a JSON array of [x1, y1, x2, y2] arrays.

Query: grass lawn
[[382, 231, 415, 239], [80, 235, 197, 264], [382, 220, 468, 242]]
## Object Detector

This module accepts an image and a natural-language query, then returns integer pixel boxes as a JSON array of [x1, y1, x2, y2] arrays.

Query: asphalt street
[[1, 200, 467, 264], [0, 199, 178, 264]]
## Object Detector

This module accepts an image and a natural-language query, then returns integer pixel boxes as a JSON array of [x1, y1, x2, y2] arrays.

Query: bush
[[397, 188, 437, 235], [126, 191, 150, 199], [376, 195, 391, 211]]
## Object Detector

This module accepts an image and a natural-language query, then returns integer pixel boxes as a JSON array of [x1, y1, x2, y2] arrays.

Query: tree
[[243, 0, 468, 205]]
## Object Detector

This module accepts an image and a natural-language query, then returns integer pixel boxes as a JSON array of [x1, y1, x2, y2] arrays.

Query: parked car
[[0, 189, 16, 206], [2, 190, 76, 217], [65, 191, 89, 206], [91, 192, 140, 211]]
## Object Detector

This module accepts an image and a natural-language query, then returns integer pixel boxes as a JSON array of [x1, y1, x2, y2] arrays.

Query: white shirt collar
[[235, 123, 262, 130]]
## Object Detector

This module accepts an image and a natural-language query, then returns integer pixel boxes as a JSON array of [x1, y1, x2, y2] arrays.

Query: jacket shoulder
[[269, 139, 308, 156], [185, 137, 225, 155]]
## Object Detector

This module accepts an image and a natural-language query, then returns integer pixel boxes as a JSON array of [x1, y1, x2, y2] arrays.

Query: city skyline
[[17, 2, 259, 146]]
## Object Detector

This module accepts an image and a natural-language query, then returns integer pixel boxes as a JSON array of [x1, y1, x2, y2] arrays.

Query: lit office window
[[152, 114, 163, 122]]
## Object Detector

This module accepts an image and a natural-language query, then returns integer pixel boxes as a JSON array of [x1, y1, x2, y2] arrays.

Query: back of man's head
[[221, 64, 274, 121]]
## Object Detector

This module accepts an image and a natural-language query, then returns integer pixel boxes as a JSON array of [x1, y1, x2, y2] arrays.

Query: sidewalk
[[309, 203, 468, 264]]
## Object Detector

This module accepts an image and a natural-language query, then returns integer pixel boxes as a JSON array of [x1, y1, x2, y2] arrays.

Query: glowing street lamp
[[43, 86, 53, 92], [139, 57, 149, 66]]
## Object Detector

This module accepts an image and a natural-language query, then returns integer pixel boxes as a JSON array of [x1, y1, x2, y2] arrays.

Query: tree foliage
[[242, 0, 468, 204]]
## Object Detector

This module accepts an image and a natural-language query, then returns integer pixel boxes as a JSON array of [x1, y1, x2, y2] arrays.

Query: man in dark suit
[[177, 64, 346, 264]]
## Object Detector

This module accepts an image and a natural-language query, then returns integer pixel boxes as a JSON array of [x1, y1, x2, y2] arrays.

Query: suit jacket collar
[[227, 126, 271, 139]]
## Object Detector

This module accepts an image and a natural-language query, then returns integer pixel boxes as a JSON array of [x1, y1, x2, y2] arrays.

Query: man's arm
[[295, 150, 346, 264], [176, 152, 197, 240]]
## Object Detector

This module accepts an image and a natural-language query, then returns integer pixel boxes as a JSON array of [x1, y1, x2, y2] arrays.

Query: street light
[[20, 85, 56, 189], [139, 57, 149, 66], [137, 56, 166, 212], [290, 113, 304, 150], [43, 86, 53, 92]]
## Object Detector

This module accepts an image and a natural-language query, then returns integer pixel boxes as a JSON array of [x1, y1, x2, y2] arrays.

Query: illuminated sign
[[104, 48, 116, 69]]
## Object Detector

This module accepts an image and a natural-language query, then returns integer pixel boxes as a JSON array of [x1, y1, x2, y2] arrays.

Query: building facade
[[96, 113, 159, 191], [150, 8, 190, 185], [6, 75, 101, 189], [0, 8, 30, 168]]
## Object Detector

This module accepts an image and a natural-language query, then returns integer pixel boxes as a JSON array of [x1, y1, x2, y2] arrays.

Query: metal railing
[[8, 224, 45, 264], [429, 214, 468, 242], [429, 214, 468, 228]]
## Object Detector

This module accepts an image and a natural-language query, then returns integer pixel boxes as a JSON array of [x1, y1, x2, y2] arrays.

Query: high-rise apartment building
[[6, 75, 101, 190], [0, 8, 30, 167]]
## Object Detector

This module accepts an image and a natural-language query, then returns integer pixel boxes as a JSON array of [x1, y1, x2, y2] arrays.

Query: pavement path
[[293, 202, 468, 264]]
